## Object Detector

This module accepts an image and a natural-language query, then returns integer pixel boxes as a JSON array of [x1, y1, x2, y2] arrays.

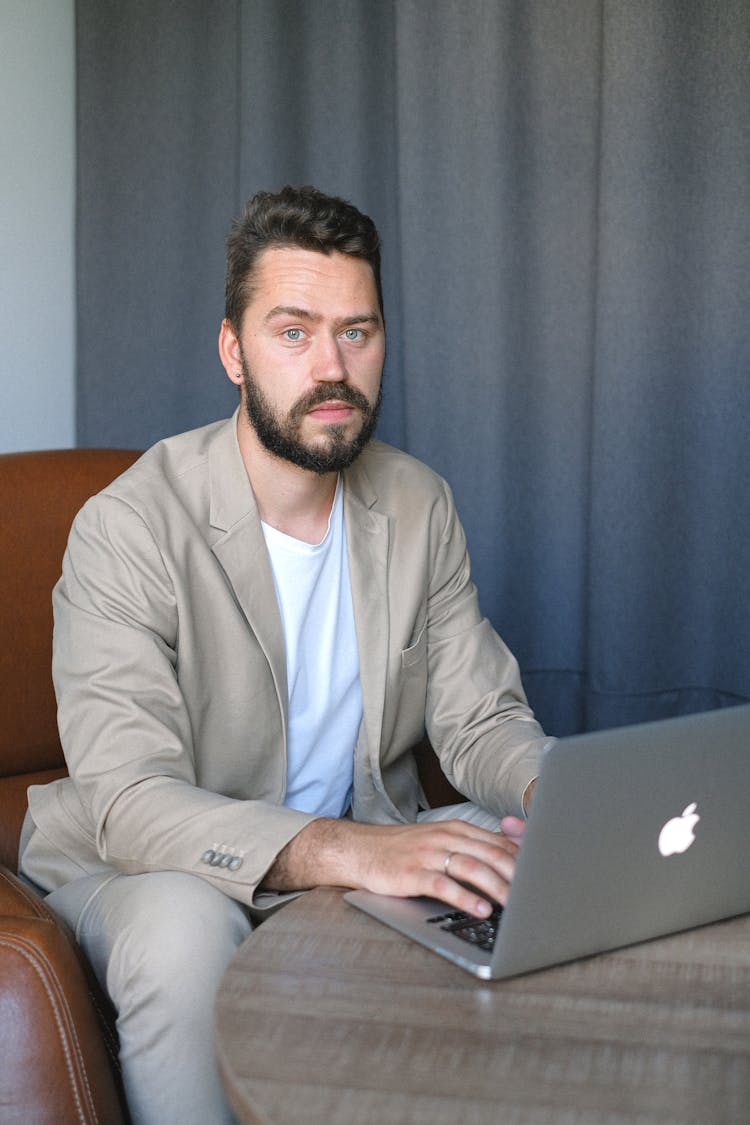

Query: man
[[20, 186, 550, 1124]]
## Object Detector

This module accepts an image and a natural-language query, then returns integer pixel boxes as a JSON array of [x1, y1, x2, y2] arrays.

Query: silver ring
[[443, 851, 456, 875]]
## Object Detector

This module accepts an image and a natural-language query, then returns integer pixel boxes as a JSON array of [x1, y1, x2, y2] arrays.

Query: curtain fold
[[586, 0, 750, 728], [76, 0, 750, 734]]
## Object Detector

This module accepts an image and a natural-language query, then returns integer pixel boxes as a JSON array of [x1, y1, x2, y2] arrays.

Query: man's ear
[[218, 319, 243, 387]]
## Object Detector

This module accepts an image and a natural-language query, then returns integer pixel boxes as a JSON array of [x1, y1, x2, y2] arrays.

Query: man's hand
[[262, 817, 523, 918]]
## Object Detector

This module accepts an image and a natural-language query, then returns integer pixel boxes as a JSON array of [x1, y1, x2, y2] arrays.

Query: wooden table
[[215, 887, 750, 1124]]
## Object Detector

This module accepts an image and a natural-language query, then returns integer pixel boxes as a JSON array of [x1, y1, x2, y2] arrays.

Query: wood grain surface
[[215, 887, 750, 1124]]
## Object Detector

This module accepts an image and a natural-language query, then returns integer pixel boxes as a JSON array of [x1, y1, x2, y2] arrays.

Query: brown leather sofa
[[0, 448, 139, 1124]]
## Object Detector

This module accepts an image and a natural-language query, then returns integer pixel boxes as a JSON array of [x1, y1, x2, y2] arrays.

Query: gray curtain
[[76, 0, 750, 736]]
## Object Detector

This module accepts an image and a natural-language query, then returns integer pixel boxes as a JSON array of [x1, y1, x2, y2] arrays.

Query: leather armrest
[[0, 865, 127, 1124]]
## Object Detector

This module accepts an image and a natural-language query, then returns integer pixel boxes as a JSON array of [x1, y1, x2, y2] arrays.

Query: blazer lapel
[[344, 461, 390, 768], [206, 417, 288, 740]]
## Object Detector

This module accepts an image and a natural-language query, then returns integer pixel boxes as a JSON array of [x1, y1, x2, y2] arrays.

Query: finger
[[436, 849, 515, 912], [434, 838, 517, 884], [437, 879, 501, 918], [417, 823, 519, 901], [499, 815, 527, 844], [433, 823, 519, 867]]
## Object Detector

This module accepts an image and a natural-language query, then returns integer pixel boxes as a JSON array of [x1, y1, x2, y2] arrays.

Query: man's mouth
[[306, 401, 358, 422]]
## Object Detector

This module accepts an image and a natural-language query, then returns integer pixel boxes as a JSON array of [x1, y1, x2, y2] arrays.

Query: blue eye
[[343, 328, 363, 341], [284, 328, 303, 341]]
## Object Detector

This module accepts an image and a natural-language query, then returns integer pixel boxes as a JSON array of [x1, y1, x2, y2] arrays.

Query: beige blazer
[[24, 414, 546, 909]]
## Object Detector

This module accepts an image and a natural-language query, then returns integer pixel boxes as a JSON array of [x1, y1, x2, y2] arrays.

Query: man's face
[[221, 247, 385, 474]]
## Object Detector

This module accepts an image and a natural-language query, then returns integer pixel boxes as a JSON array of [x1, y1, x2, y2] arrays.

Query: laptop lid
[[345, 705, 750, 979]]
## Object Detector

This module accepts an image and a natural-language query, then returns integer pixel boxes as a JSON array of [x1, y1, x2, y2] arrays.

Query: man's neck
[[236, 413, 338, 544]]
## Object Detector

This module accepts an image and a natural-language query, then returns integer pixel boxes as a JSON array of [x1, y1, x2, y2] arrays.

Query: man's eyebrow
[[264, 305, 321, 323], [337, 312, 382, 327], [264, 306, 382, 328]]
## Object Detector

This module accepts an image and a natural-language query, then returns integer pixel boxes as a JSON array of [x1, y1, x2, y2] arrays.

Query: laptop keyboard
[[426, 906, 504, 952]]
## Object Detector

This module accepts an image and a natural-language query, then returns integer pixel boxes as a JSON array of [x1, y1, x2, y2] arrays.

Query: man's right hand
[[261, 816, 521, 918]]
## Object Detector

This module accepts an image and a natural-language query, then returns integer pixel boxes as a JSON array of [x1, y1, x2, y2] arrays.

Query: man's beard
[[239, 354, 382, 474]]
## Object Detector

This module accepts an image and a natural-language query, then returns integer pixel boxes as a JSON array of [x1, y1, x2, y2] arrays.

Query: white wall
[[0, 0, 75, 451]]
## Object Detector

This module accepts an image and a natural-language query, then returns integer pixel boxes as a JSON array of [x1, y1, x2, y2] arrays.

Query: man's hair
[[225, 185, 383, 328]]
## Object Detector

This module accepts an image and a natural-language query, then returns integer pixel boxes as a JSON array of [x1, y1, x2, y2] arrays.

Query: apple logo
[[658, 803, 700, 857]]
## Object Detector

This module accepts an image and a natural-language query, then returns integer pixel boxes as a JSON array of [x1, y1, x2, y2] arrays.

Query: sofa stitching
[[0, 933, 100, 1124]]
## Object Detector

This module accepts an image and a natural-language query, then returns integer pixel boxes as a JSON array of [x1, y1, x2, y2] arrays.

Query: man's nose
[[313, 335, 348, 382]]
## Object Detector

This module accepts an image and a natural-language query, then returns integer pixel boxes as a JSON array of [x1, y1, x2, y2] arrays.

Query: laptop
[[345, 704, 750, 979]]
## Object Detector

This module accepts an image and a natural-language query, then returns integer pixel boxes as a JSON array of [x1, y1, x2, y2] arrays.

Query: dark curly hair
[[225, 185, 383, 328]]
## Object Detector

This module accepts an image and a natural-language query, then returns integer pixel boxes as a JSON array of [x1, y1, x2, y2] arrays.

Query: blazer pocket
[[401, 623, 427, 669]]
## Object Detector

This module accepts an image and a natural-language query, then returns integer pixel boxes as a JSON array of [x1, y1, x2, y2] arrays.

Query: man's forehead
[[248, 246, 379, 311]]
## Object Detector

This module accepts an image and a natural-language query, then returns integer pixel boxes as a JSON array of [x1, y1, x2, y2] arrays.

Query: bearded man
[[19, 185, 549, 1124]]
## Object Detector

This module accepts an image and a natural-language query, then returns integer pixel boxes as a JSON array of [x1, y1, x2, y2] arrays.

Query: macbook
[[345, 705, 750, 978]]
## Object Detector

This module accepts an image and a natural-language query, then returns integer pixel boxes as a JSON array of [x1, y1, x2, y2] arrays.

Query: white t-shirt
[[261, 478, 361, 817]]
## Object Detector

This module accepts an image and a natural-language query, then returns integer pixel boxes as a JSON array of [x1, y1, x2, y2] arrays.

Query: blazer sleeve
[[423, 479, 551, 817], [50, 493, 315, 910]]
